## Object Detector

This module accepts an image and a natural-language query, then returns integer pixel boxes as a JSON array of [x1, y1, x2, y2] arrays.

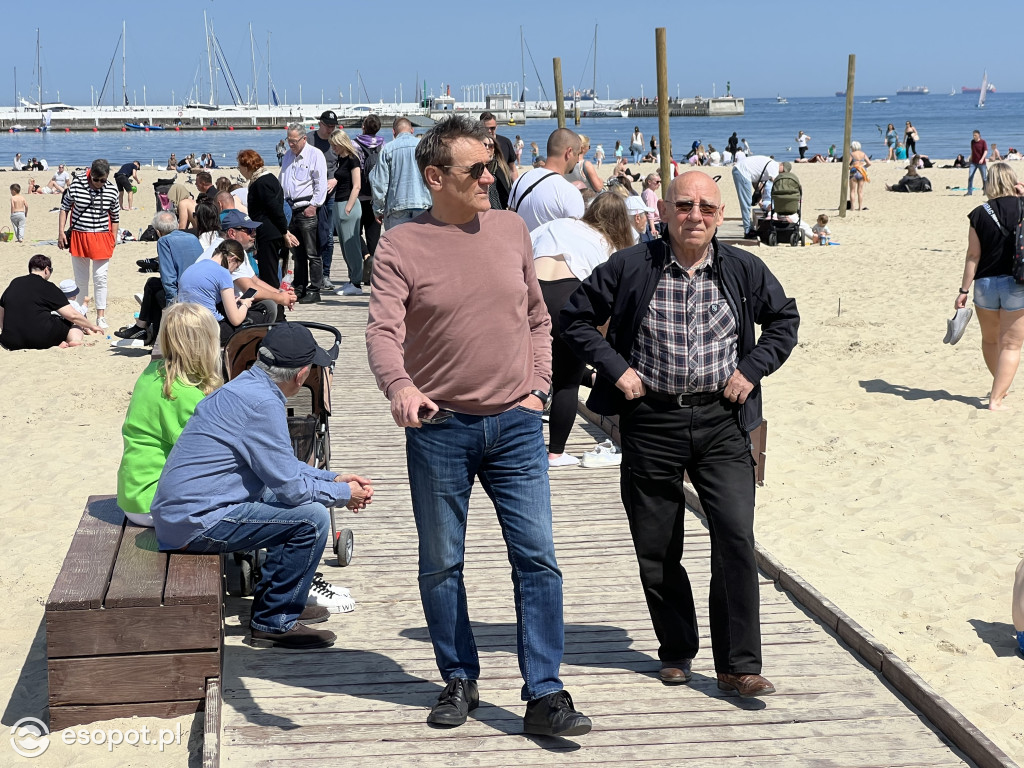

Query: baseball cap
[[625, 196, 657, 215], [220, 210, 262, 230], [59, 279, 79, 296], [257, 324, 332, 369], [319, 110, 339, 126]]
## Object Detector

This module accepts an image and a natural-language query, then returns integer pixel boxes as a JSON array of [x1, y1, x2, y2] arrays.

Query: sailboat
[[978, 70, 988, 109], [949, 84, 956, 96]]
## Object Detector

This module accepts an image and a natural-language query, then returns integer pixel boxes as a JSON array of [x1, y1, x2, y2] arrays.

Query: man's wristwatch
[[528, 389, 550, 406]]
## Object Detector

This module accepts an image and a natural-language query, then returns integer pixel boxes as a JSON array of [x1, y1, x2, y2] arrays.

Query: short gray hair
[[416, 115, 488, 178], [152, 211, 178, 235], [253, 358, 306, 383], [286, 123, 306, 137]]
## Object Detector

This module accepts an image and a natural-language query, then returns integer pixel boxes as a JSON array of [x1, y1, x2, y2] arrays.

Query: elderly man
[[370, 117, 432, 231], [561, 171, 799, 698], [732, 154, 780, 238], [152, 323, 373, 649], [49, 163, 71, 193], [507, 128, 584, 231], [114, 211, 203, 344], [309, 110, 339, 290], [366, 115, 592, 737], [280, 123, 328, 303], [625, 196, 658, 243]]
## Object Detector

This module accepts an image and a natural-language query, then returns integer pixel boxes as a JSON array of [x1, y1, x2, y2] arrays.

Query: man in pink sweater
[[366, 115, 591, 738]]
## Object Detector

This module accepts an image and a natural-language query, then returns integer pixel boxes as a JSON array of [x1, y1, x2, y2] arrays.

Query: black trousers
[[140, 277, 165, 330], [618, 397, 760, 674], [256, 235, 288, 287], [540, 277, 586, 455], [290, 210, 321, 293], [359, 199, 381, 284]]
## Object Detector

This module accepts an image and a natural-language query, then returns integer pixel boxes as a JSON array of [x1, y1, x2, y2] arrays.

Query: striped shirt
[[60, 175, 119, 233], [631, 248, 738, 394]]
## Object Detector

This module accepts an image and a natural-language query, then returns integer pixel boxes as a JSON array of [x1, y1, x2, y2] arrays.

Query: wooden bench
[[45, 495, 222, 730]]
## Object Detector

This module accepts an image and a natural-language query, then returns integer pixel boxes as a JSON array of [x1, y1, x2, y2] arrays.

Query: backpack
[[982, 200, 1024, 284], [358, 142, 382, 200]]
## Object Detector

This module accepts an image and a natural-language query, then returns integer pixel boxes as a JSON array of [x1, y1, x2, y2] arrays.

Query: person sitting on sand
[[0, 254, 102, 350], [25, 178, 53, 195], [49, 164, 71, 193], [955, 162, 1024, 410], [952, 154, 969, 169], [13, 153, 24, 171], [1006, 148, 1022, 161], [166, 153, 177, 171], [886, 164, 932, 192], [117, 302, 223, 527], [811, 214, 831, 244]]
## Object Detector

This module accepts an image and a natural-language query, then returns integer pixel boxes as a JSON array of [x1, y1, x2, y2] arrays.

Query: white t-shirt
[[200, 235, 256, 285], [735, 156, 779, 184], [797, 134, 809, 148], [52, 170, 71, 187], [530, 218, 612, 281], [508, 168, 585, 232]]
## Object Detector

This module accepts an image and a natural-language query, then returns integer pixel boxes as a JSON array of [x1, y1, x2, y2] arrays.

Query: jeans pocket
[[514, 405, 544, 416]]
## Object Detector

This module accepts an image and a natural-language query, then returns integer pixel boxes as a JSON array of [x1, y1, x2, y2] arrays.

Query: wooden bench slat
[[48, 700, 203, 731], [165, 553, 222, 606], [46, 495, 125, 611], [46, 604, 221, 657], [48, 651, 220, 706], [105, 525, 167, 608]]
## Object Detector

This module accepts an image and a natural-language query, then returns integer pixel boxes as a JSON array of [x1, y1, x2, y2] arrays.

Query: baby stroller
[[760, 170, 805, 247], [222, 321, 354, 596], [153, 177, 177, 214]]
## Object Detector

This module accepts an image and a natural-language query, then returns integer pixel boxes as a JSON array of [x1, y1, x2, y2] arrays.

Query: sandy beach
[[0, 152, 1022, 765]]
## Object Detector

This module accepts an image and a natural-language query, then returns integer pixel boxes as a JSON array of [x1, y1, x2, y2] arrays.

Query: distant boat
[[776, 95, 788, 103], [895, 86, 929, 95], [977, 71, 989, 108], [581, 108, 629, 118], [124, 122, 164, 130], [962, 83, 996, 94], [835, 91, 846, 97], [949, 85, 957, 96], [871, 97, 889, 103]]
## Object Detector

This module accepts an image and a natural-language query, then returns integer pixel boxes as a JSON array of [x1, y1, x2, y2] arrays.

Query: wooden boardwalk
[[218, 295, 971, 767]]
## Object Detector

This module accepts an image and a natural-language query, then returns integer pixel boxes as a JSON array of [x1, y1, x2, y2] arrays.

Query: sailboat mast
[[592, 25, 597, 101], [205, 12, 214, 106], [520, 26, 526, 106], [249, 24, 257, 108], [36, 29, 41, 109], [121, 21, 126, 107]]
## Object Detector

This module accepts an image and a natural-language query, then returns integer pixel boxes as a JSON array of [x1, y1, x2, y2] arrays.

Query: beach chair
[[221, 321, 354, 595]]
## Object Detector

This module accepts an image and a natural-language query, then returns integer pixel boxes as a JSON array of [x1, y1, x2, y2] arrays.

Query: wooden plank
[[48, 699, 203, 731], [203, 677, 221, 768], [45, 604, 221, 657], [48, 651, 220, 706], [46, 495, 125, 611], [165, 553, 222, 606], [104, 524, 167, 608]]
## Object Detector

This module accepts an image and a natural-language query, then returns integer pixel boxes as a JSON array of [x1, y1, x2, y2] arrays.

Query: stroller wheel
[[790, 231, 801, 247], [336, 529, 354, 567], [767, 231, 778, 247]]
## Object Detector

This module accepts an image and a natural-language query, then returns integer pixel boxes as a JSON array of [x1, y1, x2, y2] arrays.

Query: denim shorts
[[973, 275, 1024, 311]]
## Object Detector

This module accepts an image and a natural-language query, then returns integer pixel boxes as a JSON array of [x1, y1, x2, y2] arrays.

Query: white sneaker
[[581, 440, 622, 468], [97, 317, 109, 330], [134, 293, 144, 307], [340, 284, 364, 296], [548, 453, 580, 468], [306, 573, 355, 613]]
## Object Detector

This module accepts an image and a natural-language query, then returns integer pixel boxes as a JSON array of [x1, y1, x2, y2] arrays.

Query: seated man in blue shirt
[[151, 323, 373, 649]]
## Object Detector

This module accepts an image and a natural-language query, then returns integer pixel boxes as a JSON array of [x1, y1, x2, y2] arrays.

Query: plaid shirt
[[631, 248, 738, 393]]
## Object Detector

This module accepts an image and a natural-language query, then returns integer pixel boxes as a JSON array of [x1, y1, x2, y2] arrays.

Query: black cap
[[257, 324, 332, 369], [319, 110, 339, 126]]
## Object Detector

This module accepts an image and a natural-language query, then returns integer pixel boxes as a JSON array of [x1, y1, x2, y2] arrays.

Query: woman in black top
[[956, 162, 1024, 409], [0, 254, 101, 349], [237, 149, 296, 287], [328, 130, 365, 295]]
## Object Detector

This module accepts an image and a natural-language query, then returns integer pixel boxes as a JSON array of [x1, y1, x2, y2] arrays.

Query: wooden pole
[[553, 58, 565, 129], [655, 28, 670, 197], [839, 54, 855, 216]]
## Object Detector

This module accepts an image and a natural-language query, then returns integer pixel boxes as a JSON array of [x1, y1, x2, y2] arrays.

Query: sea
[[3, 94, 1022, 169]]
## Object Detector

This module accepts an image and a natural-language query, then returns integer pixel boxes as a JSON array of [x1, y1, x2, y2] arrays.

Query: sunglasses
[[443, 162, 488, 180], [673, 200, 720, 216]]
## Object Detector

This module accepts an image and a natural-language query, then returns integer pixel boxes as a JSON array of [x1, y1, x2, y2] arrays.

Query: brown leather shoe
[[716, 673, 776, 697], [249, 623, 336, 649], [659, 659, 693, 684]]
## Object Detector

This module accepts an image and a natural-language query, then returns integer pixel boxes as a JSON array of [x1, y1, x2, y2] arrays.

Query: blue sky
[[4, 1, 1020, 107]]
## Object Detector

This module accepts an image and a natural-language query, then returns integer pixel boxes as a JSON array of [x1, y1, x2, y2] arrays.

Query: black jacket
[[560, 234, 799, 431]]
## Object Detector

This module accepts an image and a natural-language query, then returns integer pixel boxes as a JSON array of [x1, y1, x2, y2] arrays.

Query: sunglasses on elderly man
[[673, 200, 721, 216], [443, 162, 488, 180]]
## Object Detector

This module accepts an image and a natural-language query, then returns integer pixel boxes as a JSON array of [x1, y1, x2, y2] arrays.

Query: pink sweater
[[366, 210, 552, 416]]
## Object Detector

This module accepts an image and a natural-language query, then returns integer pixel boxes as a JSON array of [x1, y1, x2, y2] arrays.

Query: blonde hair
[[578, 134, 590, 152], [984, 162, 1019, 200], [329, 128, 358, 158], [157, 303, 224, 399], [582, 192, 634, 252]]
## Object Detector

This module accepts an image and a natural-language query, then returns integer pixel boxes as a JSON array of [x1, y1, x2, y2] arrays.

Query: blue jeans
[[405, 407, 565, 702], [317, 192, 335, 279], [968, 163, 988, 194], [183, 494, 330, 633], [630, 143, 643, 164], [333, 201, 364, 286], [383, 207, 428, 232], [732, 165, 754, 232]]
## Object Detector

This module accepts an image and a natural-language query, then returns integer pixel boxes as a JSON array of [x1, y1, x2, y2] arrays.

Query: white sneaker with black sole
[[306, 573, 355, 613]]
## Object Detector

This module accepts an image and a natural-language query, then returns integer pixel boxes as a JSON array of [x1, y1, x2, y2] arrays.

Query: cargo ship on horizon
[[962, 83, 996, 94], [896, 86, 929, 95]]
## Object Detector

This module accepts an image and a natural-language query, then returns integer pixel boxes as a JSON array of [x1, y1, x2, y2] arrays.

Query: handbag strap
[[982, 203, 1008, 236], [68, 183, 102, 231], [509, 171, 558, 213]]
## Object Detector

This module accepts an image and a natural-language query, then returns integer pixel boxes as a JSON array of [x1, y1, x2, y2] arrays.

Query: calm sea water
[[3, 94, 1022, 168]]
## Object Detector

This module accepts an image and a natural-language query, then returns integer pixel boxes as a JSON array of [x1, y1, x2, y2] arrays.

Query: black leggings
[[905, 136, 916, 156], [540, 277, 587, 455]]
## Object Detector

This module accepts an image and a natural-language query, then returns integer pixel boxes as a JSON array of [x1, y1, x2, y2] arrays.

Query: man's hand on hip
[[302, 205, 317, 218], [390, 385, 438, 428], [724, 369, 754, 404], [615, 368, 647, 400]]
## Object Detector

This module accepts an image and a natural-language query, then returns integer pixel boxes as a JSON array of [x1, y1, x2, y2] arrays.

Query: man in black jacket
[[561, 171, 799, 698]]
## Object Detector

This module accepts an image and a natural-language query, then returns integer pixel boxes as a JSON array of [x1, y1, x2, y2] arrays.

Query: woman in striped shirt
[[58, 159, 120, 329]]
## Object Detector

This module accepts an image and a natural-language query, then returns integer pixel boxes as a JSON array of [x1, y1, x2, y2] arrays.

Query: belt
[[644, 389, 724, 407]]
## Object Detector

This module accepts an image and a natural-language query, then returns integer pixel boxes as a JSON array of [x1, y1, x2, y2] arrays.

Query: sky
[[3, 0, 1022, 107]]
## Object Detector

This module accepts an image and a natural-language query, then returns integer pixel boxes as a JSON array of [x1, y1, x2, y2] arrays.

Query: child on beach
[[594, 144, 605, 168], [58, 279, 89, 318], [811, 214, 831, 244], [530, 141, 539, 165], [9, 184, 27, 242]]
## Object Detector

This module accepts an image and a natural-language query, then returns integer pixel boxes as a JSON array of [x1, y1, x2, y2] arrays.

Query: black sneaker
[[136, 257, 160, 273], [114, 324, 147, 340], [523, 690, 592, 737], [248, 623, 336, 649], [298, 290, 321, 304], [426, 678, 479, 727]]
